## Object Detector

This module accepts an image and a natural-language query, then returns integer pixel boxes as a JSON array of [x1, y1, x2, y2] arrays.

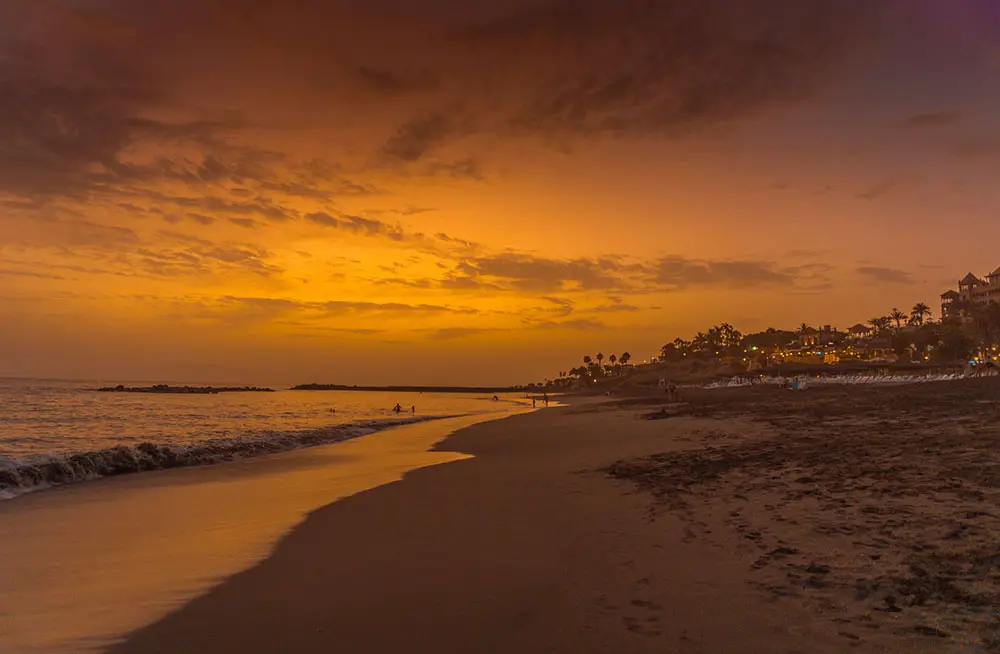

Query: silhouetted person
[[393, 403, 402, 413], [532, 397, 536, 408], [543, 392, 549, 406], [411, 405, 415, 413]]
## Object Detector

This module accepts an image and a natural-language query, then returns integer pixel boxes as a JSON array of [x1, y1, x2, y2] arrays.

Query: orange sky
[[1, 0, 999, 384]]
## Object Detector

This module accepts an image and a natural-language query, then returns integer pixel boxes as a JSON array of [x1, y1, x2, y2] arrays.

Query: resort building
[[940, 268, 1000, 319], [847, 323, 872, 340], [799, 325, 843, 346]]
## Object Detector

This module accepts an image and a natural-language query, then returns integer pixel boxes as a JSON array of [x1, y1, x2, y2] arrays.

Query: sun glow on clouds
[[1, 0, 999, 384]]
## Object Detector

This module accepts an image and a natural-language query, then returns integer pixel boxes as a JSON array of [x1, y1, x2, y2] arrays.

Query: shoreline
[[0, 414, 461, 501], [107, 379, 1000, 653], [0, 411, 529, 653], [103, 401, 833, 653]]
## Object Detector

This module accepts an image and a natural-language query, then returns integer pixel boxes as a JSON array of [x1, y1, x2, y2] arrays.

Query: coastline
[[107, 379, 1000, 653], [0, 414, 460, 501], [103, 401, 838, 653], [0, 412, 526, 654]]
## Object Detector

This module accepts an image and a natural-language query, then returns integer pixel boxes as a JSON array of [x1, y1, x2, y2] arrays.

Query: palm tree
[[799, 322, 811, 334], [620, 352, 631, 367], [889, 308, 906, 330], [910, 302, 931, 325], [596, 352, 604, 368], [869, 317, 891, 335], [609, 354, 617, 370], [583, 355, 592, 368]]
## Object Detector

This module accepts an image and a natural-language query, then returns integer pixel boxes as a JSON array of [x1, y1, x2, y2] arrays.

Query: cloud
[[396, 206, 435, 216], [354, 66, 440, 96], [382, 114, 454, 162], [395, 252, 835, 295], [187, 213, 216, 225], [0, 267, 69, 281], [652, 256, 796, 289], [426, 327, 502, 340], [856, 266, 914, 284], [856, 177, 902, 200], [455, 253, 630, 292], [305, 212, 405, 240], [422, 158, 485, 180], [440, 0, 873, 141], [532, 318, 606, 331], [899, 110, 963, 128], [214, 296, 480, 323], [583, 302, 640, 313]]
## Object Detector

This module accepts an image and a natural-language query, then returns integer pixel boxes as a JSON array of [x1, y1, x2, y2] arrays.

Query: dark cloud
[[440, 0, 872, 141], [355, 66, 440, 96], [305, 212, 405, 240], [422, 158, 485, 180], [382, 114, 454, 162], [129, 191, 297, 222], [0, 0, 878, 208], [899, 110, 963, 128], [856, 266, 914, 284], [228, 217, 259, 229], [187, 213, 216, 225]]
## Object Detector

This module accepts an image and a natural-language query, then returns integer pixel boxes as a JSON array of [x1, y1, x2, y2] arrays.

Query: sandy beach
[[102, 377, 1000, 653]]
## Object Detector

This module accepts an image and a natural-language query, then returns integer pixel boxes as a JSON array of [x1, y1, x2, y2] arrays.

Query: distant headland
[[96, 384, 275, 394], [290, 383, 525, 394]]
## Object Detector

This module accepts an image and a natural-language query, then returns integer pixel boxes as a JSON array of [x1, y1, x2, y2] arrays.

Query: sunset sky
[[1, 0, 999, 385]]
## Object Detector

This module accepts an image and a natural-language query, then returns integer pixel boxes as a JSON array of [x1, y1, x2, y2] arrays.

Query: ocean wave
[[0, 415, 456, 500]]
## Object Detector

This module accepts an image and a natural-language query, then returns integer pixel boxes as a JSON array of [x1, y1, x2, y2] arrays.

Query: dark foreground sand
[[110, 379, 1000, 653]]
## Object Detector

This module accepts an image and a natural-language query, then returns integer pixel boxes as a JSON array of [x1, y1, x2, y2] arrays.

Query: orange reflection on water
[[0, 413, 517, 653]]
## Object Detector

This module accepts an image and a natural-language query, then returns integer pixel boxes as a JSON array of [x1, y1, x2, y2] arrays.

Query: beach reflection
[[0, 414, 518, 653]]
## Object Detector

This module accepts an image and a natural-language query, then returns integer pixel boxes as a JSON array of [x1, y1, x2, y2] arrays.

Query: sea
[[0, 377, 528, 499], [0, 378, 532, 653]]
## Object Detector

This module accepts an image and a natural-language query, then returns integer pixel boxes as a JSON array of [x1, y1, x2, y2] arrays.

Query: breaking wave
[[0, 415, 455, 500]]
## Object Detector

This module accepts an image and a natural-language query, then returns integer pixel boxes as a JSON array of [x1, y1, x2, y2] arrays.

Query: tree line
[[552, 300, 1000, 386]]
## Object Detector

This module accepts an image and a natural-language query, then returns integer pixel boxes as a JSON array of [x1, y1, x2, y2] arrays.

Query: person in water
[[393, 403, 402, 413], [411, 405, 415, 413], [532, 397, 536, 408]]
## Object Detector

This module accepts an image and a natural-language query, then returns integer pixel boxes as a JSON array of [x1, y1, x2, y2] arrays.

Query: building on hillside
[[800, 325, 844, 347], [941, 267, 1000, 319], [847, 323, 871, 340]]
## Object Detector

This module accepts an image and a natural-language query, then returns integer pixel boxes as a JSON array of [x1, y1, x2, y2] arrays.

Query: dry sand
[[110, 379, 1000, 653]]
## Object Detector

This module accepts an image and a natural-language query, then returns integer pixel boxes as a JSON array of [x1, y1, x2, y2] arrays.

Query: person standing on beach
[[411, 405, 415, 413], [543, 392, 549, 406], [532, 397, 536, 408]]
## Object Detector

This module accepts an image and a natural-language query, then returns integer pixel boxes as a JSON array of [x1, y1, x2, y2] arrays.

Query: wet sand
[[0, 414, 515, 653], [105, 381, 1000, 653]]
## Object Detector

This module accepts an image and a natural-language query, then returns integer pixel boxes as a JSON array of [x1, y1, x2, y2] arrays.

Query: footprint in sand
[[622, 599, 664, 637]]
